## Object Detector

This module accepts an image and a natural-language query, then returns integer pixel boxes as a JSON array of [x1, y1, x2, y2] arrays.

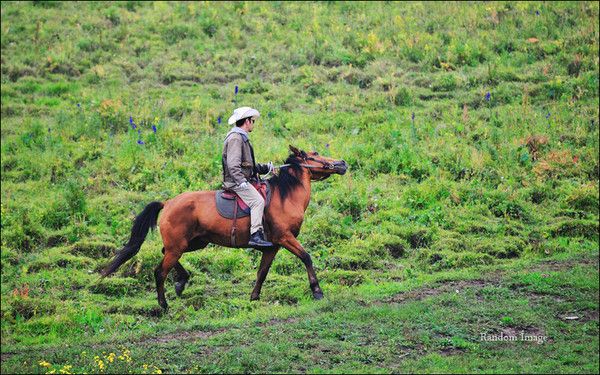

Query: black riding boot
[[249, 230, 273, 248]]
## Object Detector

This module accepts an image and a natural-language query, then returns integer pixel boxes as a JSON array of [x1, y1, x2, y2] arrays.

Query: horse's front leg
[[279, 235, 323, 299]]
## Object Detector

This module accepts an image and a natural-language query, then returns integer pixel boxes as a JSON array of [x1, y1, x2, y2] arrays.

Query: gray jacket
[[222, 128, 268, 189]]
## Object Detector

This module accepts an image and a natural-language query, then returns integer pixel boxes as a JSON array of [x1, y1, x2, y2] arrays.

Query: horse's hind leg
[[250, 248, 278, 301], [173, 237, 208, 297], [174, 262, 189, 297], [154, 243, 186, 310]]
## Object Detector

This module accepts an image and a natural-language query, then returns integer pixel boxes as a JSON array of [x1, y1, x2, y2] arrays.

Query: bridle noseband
[[277, 156, 337, 180]]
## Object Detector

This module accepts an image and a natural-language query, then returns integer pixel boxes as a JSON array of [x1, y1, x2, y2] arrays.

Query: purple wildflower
[[137, 129, 141, 134], [77, 103, 81, 108], [137, 139, 145, 145], [485, 92, 491, 101], [546, 112, 551, 119], [235, 85, 239, 95], [535, 10, 540, 16], [152, 125, 157, 133], [411, 112, 415, 121], [129, 116, 136, 129], [218, 116, 222, 124], [325, 143, 330, 149]]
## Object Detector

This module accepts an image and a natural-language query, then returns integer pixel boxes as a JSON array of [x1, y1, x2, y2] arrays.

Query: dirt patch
[[380, 279, 495, 305], [559, 310, 599, 323], [256, 317, 300, 327], [381, 253, 599, 307], [439, 347, 467, 356], [138, 328, 226, 345], [528, 254, 599, 273], [135, 316, 300, 346]]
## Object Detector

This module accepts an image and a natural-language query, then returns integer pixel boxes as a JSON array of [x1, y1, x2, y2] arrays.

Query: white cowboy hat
[[227, 107, 260, 125]]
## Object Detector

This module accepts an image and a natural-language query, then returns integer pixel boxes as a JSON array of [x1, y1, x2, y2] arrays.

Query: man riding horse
[[222, 106, 274, 248], [101, 109, 348, 310]]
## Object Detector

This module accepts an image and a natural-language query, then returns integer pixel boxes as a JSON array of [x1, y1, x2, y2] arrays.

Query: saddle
[[215, 182, 272, 246]]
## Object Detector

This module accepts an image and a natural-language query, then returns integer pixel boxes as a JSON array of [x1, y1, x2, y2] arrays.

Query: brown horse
[[101, 145, 348, 310]]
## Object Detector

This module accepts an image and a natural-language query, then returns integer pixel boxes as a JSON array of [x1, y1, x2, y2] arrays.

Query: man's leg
[[232, 184, 273, 247]]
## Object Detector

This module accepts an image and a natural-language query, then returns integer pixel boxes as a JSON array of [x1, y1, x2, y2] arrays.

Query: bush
[[564, 184, 599, 215], [6, 297, 57, 321], [398, 225, 434, 249], [91, 277, 140, 297], [417, 249, 495, 270], [473, 236, 526, 259], [433, 73, 459, 91], [549, 219, 599, 240], [321, 269, 365, 286], [163, 24, 196, 45]]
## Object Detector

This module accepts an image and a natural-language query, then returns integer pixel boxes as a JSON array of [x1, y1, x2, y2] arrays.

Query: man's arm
[[226, 136, 247, 185]]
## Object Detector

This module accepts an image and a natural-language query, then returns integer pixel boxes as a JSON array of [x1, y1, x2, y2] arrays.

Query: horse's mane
[[268, 154, 303, 202]]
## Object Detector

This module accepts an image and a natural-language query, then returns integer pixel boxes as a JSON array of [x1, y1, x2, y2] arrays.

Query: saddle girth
[[231, 195, 239, 247]]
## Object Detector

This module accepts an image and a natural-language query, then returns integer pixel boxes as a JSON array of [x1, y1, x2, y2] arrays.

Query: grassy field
[[1, 1, 599, 373]]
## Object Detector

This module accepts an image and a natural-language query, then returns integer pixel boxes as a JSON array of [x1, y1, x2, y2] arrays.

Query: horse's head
[[288, 145, 348, 180]]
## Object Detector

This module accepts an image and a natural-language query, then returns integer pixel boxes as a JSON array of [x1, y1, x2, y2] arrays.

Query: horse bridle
[[277, 156, 337, 180]]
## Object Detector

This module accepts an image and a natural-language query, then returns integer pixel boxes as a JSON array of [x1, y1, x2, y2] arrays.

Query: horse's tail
[[101, 201, 164, 277]]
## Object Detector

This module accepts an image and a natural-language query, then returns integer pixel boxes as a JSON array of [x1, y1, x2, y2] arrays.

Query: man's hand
[[267, 161, 274, 174], [239, 181, 249, 189]]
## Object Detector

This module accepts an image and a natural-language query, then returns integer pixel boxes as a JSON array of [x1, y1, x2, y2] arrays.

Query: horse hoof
[[175, 282, 186, 297], [250, 294, 260, 301], [313, 292, 324, 300]]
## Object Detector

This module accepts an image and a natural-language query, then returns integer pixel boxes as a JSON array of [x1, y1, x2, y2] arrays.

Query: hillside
[[1, 1, 598, 373]]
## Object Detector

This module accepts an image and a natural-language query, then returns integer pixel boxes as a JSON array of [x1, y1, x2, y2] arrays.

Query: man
[[222, 106, 274, 248]]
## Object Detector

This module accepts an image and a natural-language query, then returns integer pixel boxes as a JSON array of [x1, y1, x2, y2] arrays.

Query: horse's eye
[[314, 152, 319, 156]]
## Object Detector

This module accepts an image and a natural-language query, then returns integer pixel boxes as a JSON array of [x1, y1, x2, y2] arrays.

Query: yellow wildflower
[[39, 360, 52, 367]]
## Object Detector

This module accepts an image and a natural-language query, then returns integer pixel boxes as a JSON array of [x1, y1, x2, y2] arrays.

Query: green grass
[[1, 1, 599, 373]]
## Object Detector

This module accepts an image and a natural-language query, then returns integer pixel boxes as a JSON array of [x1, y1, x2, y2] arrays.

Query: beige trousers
[[230, 183, 265, 234]]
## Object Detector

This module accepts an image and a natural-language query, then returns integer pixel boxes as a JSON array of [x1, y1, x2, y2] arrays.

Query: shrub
[[473, 236, 526, 259], [533, 150, 582, 180], [6, 297, 57, 321], [564, 184, 599, 215], [70, 240, 118, 258], [91, 277, 139, 297], [163, 24, 196, 45], [393, 86, 412, 106], [549, 219, 599, 240], [417, 249, 495, 270], [433, 73, 459, 91], [321, 269, 365, 286], [398, 225, 434, 249]]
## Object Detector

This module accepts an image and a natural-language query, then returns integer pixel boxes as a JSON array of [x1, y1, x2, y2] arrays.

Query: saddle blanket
[[215, 182, 272, 219]]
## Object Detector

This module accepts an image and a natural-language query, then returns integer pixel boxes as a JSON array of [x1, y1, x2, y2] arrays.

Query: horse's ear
[[289, 145, 301, 155]]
